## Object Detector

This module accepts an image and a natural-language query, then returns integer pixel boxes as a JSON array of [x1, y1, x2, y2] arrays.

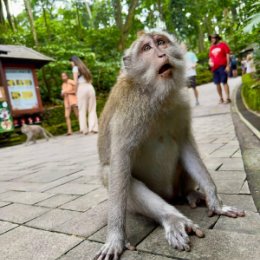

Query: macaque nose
[[156, 49, 166, 58]]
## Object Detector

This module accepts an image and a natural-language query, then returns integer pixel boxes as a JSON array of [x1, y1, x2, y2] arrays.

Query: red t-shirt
[[209, 42, 230, 71]]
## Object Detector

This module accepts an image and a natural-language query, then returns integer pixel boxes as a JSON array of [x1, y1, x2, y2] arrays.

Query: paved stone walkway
[[0, 77, 259, 260]]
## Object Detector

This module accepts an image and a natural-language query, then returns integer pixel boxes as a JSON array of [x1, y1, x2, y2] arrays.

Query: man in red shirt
[[208, 34, 231, 104]]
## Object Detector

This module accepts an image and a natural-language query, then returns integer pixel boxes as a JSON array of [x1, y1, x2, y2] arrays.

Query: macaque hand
[[163, 215, 204, 252], [94, 236, 134, 260], [208, 205, 245, 218]]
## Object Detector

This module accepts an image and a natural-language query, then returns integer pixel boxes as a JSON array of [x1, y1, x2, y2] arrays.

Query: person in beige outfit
[[61, 72, 78, 135], [70, 56, 98, 135]]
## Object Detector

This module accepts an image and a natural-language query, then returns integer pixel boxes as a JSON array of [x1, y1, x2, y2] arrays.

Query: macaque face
[[123, 32, 184, 88], [139, 34, 173, 78]]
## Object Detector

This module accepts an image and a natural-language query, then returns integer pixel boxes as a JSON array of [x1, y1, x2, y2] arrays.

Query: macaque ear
[[123, 55, 131, 69]]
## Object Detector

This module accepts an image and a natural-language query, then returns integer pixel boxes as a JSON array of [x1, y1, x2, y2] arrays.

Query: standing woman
[[61, 72, 79, 135], [70, 56, 98, 134]]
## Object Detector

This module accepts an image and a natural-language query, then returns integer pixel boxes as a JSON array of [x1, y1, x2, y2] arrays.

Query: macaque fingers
[[208, 205, 245, 218], [94, 242, 124, 260]]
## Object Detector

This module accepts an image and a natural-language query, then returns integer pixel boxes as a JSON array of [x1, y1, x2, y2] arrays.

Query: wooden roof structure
[[0, 45, 54, 68]]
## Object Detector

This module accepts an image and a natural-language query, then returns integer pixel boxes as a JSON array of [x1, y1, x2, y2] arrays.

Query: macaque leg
[[127, 178, 204, 251], [25, 133, 33, 145], [42, 130, 49, 141], [181, 140, 245, 218]]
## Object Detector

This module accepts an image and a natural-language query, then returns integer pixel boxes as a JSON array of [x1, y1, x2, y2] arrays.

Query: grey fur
[[96, 31, 245, 260]]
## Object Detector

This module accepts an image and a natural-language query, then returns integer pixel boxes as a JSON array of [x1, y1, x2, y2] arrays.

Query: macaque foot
[[94, 238, 135, 260], [208, 205, 245, 218], [163, 215, 204, 251], [186, 190, 206, 208]]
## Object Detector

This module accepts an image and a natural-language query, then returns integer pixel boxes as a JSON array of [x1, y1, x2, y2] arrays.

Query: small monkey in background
[[21, 124, 52, 144], [96, 31, 245, 260]]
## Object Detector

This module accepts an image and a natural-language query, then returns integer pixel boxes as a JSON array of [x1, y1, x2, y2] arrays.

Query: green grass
[[241, 73, 260, 112]]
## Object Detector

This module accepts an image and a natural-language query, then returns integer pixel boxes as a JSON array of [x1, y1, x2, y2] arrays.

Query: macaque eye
[[157, 39, 166, 46], [142, 44, 152, 52]]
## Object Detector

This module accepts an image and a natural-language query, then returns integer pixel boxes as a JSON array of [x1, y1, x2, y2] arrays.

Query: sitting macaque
[[21, 124, 52, 144], [96, 31, 245, 260]]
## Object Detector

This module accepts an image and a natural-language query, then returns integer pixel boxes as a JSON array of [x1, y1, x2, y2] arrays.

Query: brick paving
[[0, 77, 259, 260]]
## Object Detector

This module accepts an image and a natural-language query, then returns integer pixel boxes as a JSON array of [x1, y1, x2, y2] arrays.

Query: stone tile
[[0, 221, 18, 235], [89, 213, 156, 246], [0, 181, 45, 192], [0, 191, 53, 205], [231, 149, 242, 158], [218, 158, 245, 171], [36, 194, 79, 208], [54, 201, 107, 237], [58, 240, 101, 260], [0, 202, 11, 207], [210, 148, 239, 158], [60, 187, 107, 212], [137, 229, 260, 260], [59, 240, 175, 260], [0, 169, 37, 181], [121, 251, 176, 260], [220, 194, 257, 212], [26, 209, 81, 230], [239, 181, 251, 194], [210, 170, 246, 180], [15, 166, 82, 183], [46, 183, 99, 195], [197, 143, 224, 158], [202, 158, 223, 170], [214, 211, 260, 234], [38, 174, 82, 192], [0, 226, 82, 260], [0, 204, 49, 224], [213, 178, 244, 194], [71, 175, 101, 185]]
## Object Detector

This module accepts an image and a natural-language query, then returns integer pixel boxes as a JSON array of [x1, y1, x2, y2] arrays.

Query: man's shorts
[[187, 76, 196, 88], [213, 66, 228, 84]]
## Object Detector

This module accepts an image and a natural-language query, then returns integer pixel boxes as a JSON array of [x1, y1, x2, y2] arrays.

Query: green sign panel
[[0, 101, 14, 133]]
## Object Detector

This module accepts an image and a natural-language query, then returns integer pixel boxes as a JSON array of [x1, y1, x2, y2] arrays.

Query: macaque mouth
[[158, 63, 173, 74]]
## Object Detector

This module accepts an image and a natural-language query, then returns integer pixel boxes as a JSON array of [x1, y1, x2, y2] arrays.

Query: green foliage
[[41, 93, 107, 136], [241, 73, 260, 112], [0, 0, 259, 136], [196, 65, 213, 85]]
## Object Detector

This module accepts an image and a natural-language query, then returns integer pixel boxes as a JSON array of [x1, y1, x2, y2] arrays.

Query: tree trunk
[[75, 0, 81, 29], [42, 5, 51, 41], [0, 0, 5, 24], [23, 0, 39, 46], [3, 0, 15, 30], [113, 0, 139, 51]]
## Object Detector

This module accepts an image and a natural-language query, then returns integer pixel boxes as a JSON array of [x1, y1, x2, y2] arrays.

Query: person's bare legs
[[223, 83, 231, 103], [65, 107, 72, 135], [193, 87, 199, 105], [216, 84, 224, 103], [72, 105, 79, 119]]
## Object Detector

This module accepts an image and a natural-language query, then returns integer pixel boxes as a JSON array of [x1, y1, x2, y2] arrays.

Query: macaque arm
[[180, 138, 245, 217], [128, 177, 204, 251], [96, 131, 132, 259]]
